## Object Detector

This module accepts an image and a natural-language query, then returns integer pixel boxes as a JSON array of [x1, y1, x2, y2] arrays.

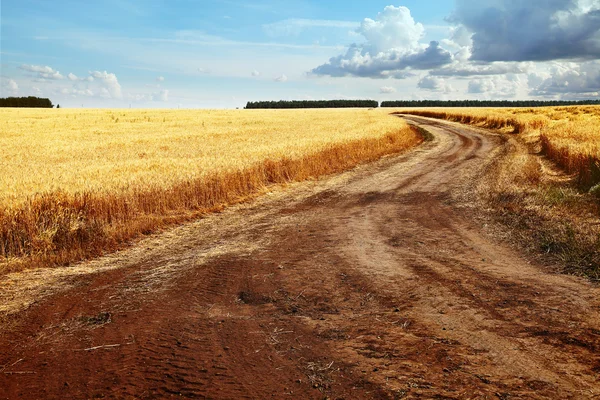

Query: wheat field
[[398, 106, 600, 187], [0, 108, 421, 273]]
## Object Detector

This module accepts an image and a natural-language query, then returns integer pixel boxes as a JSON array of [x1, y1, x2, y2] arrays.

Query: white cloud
[[418, 76, 455, 93], [360, 6, 424, 53], [418, 76, 442, 90], [19, 64, 64, 80], [529, 61, 600, 97], [90, 70, 122, 99], [430, 62, 531, 77], [127, 89, 169, 102], [468, 79, 495, 94], [198, 67, 210, 74], [527, 71, 552, 89], [156, 76, 165, 82], [311, 6, 452, 79], [274, 74, 288, 82], [251, 70, 260, 77], [467, 76, 522, 98], [2, 78, 19, 95], [157, 89, 169, 102], [60, 87, 94, 97], [263, 18, 359, 37], [380, 86, 396, 94], [67, 73, 79, 81]]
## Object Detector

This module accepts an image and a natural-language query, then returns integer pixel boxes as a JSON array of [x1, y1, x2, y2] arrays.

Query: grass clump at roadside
[[479, 137, 600, 281], [0, 108, 423, 274]]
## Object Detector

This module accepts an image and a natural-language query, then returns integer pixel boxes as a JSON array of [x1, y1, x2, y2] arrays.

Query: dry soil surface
[[1, 116, 599, 399]]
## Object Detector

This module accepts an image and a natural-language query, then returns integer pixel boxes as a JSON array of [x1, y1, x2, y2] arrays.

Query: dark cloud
[[312, 41, 452, 79], [452, 0, 600, 62], [401, 42, 453, 70]]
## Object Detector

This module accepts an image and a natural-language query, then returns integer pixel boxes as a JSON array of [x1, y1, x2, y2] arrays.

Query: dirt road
[[1, 116, 599, 399]]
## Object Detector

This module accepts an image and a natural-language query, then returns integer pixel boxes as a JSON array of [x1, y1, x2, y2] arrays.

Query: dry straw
[[0, 108, 422, 273]]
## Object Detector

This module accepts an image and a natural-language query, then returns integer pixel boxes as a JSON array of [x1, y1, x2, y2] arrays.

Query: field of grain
[[399, 106, 600, 188], [0, 108, 421, 273]]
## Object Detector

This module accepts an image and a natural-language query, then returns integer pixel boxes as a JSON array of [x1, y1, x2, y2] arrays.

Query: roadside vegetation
[[0, 108, 422, 274], [399, 106, 600, 280]]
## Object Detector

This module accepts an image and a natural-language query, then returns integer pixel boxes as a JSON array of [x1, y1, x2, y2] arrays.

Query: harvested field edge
[[0, 125, 423, 274]]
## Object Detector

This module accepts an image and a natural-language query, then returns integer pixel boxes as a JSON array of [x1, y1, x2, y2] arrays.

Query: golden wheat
[[398, 106, 600, 187], [0, 108, 421, 273]]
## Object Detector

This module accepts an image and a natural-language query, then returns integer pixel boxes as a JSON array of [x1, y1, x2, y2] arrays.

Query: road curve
[[1, 116, 599, 399]]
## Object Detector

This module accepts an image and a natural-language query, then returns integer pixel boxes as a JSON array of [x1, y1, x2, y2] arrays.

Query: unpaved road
[[1, 116, 599, 399]]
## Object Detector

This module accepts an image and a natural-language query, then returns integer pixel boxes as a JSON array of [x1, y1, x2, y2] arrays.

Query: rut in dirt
[[1, 116, 599, 399]]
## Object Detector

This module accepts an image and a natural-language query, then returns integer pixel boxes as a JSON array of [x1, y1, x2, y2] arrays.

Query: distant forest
[[246, 99, 600, 109], [380, 100, 600, 108], [245, 100, 379, 109], [0, 97, 55, 108]]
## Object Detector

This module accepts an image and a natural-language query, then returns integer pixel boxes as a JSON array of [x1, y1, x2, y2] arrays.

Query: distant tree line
[[380, 100, 600, 108], [0, 97, 55, 108], [245, 100, 379, 109]]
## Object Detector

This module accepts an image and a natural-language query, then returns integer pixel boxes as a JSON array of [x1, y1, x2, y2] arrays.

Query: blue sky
[[1, 0, 599, 108]]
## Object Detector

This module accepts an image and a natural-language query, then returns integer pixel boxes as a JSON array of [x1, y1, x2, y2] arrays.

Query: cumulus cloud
[[380, 86, 396, 94], [19, 64, 64, 80], [66, 72, 93, 82], [529, 61, 600, 97], [468, 76, 522, 98], [90, 71, 122, 99], [417, 76, 455, 93], [451, 0, 600, 62], [311, 6, 452, 79], [61, 87, 94, 97], [468, 79, 495, 94], [274, 74, 288, 82], [1, 78, 19, 95], [528, 71, 553, 89], [251, 70, 260, 77], [418, 76, 442, 90]]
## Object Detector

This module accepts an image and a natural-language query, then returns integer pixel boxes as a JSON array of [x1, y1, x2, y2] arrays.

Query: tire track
[[1, 115, 599, 399]]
